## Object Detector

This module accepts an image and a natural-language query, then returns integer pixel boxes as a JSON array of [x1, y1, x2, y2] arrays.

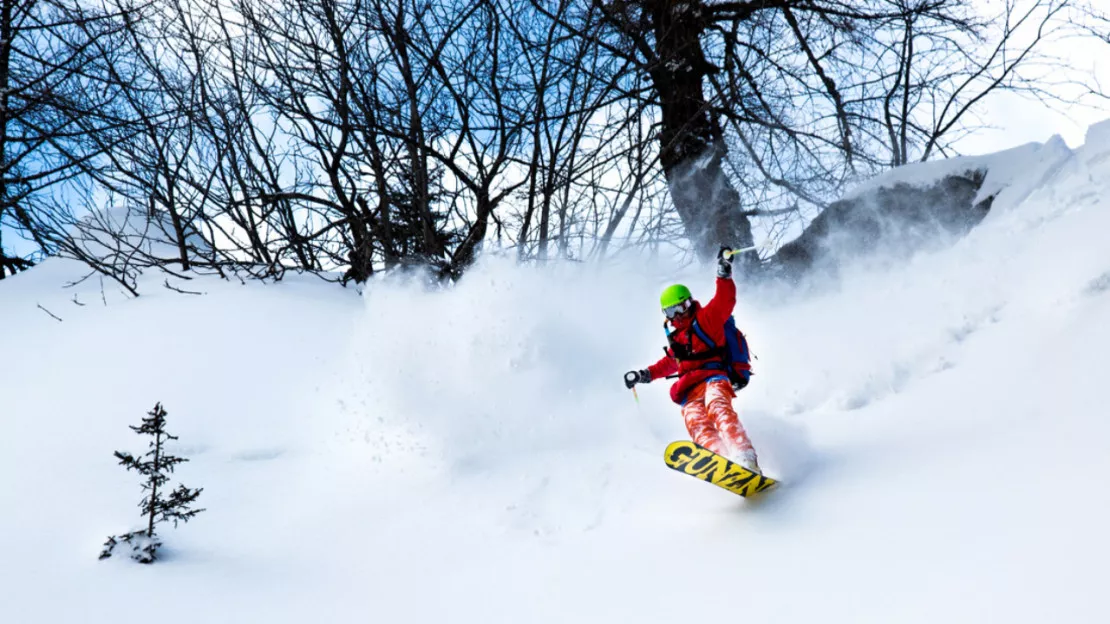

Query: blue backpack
[[717, 316, 753, 389]]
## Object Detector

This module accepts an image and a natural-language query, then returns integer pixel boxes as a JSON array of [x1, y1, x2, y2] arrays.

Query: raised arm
[[700, 276, 736, 329]]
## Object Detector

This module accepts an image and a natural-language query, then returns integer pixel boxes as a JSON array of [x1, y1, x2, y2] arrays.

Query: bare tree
[[9, 0, 1100, 291], [0, 0, 133, 279], [1072, 1, 1110, 103], [523, 0, 1096, 272]]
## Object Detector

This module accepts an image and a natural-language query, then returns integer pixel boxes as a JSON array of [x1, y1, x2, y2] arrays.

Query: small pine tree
[[100, 402, 204, 563]]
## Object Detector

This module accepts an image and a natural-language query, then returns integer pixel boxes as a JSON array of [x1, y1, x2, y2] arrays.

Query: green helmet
[[660, 284, 692, 309]]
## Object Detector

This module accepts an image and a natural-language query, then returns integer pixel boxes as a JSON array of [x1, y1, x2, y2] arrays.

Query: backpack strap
[[690, 319, 718, 349], [664, 319, 725, 362]]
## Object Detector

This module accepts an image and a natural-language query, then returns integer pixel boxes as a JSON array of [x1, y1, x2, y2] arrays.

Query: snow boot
[[729, 447, 761, 474]]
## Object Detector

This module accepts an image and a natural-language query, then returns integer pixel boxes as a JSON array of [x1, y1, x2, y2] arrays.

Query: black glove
[[717, 246, 734, 279], [624, 369, 651, 389]]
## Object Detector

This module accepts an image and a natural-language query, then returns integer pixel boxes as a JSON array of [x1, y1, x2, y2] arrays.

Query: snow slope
[[4, 120, 1110, 623]]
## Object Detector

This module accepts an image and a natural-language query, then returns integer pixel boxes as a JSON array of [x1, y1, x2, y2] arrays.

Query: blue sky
[[3, 1, 1107, 263]]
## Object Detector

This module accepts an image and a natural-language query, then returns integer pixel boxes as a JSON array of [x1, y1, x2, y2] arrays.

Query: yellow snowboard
[[663, 440, 777, 498]]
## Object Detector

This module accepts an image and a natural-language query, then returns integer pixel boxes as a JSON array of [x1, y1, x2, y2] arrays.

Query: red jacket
[[647, 277, 737, 404]]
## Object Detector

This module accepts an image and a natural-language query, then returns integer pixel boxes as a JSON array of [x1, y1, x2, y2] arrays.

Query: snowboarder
[[624, 247, 761, 473]]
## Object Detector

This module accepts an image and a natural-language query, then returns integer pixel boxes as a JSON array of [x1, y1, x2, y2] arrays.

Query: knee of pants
[[705, 394, 737, 421], [683, 404, 711, 430]]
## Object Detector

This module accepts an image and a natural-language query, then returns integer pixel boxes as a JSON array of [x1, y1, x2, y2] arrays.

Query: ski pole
[[624, 371, 641, 405], [723, 243, 769, 258]]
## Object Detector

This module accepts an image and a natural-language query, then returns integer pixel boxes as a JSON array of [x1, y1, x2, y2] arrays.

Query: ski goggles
[[663, 298, 693, 319]]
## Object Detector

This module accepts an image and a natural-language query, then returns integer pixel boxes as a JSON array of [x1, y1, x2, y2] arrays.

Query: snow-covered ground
[[4, 121, 1110, 623]]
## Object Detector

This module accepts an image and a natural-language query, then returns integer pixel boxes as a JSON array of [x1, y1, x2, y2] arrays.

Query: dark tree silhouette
[[100, 402, 204, 564]]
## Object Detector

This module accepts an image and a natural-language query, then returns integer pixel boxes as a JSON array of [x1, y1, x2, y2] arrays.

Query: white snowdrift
[[4, 120, 1110, 623]]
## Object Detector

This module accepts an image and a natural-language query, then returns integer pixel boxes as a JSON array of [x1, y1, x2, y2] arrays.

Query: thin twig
[[37, 304, 63, 322], [164, 279, 204, 296]]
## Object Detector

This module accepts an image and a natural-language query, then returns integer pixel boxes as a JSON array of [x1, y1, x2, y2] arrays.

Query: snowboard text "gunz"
[[664, 441, 776, 497]]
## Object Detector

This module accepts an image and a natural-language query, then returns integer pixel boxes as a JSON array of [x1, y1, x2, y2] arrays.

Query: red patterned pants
[[681, 377, 754, 457]]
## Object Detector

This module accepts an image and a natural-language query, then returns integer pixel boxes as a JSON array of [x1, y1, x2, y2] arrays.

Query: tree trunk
[[648, 0, 754, 266], [163, 192, 192, 271], [0, 0, 12, 268], [451, 187, 494, 277], [148, 428, 161, 538]]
